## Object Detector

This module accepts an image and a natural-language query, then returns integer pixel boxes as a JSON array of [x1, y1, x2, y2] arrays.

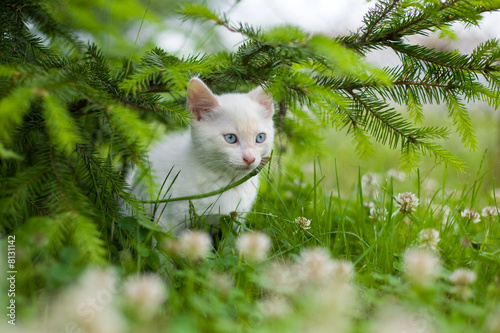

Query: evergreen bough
[[1, 0, 500, 291]]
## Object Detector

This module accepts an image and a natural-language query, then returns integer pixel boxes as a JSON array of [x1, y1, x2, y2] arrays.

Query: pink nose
[[243, 156, 255, 165]]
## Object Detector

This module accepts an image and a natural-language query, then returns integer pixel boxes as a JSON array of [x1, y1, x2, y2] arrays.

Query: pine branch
[[348, 91, 414, 148], [42, 94, 81, 155], [71, 214, 107, 264], [390, 42, 491, 72], [446, 93, 479, 150], [16, 1, 83, 49], [48, 144, 75, 212], [75, 143, 145, 217], [347, 0, 498, 53], [359, 0, 401, 43]]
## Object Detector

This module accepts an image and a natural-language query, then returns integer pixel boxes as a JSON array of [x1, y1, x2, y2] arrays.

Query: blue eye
[[256, 133, 266, 143], [224, 134, 237, 144]]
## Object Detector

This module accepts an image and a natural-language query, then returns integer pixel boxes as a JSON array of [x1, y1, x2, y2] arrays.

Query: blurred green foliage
[[1, 0, 500, 332]]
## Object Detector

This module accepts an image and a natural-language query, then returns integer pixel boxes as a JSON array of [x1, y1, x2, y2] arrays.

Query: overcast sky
[[158, 0, 500, 66]]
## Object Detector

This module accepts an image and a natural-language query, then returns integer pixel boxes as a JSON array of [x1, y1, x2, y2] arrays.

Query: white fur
[[130, 79, 274, 233]]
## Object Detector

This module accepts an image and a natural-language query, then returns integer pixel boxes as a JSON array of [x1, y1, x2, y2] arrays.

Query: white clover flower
[[123, 274, 167, 318], [386, 168, 406, 182], [417, 228, 440, 251], [178, 230, 212, 261], [50, 267, 125, 333], [78, 267, 119, 292], [81, 304, 125, 333], [423, 178, 439, 197], [403, 248, 441, 286], [332, 260, 355, 281], [257, 296, 291, 319], [261, 261, 300, 295], [461, 209, 481, 223], [298, 273, 355, 333], [294, 216, 311, 230], [369, 207, 388, 221], [364, 201, 376, 209], [491, 188, 500, 200], [449, 268, 477, 286], [395, 192, 419, 214], [236, 231, 271, 262], [297, 247, 336, 283], [361, 173, 381, 198], [481, 206, 499, 218], [370, 306, 436, 333]]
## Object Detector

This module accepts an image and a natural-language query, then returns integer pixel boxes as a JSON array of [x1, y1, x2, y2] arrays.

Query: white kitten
[[131, 78, 274, 232]]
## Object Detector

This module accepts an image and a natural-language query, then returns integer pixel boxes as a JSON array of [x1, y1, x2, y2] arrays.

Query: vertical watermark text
[[6, 235, 16, 326]]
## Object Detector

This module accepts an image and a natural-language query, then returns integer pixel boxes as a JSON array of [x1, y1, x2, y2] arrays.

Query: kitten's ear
[[187, 78, 219, 121], [249, 86, 274, 118]]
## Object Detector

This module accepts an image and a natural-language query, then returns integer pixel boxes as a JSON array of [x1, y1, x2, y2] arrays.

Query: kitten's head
[[187, 78, 274, 178]]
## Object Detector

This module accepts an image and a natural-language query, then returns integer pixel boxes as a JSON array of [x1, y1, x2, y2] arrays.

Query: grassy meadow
[[3, 107, 500, 333], [3, 1, 500, 332]]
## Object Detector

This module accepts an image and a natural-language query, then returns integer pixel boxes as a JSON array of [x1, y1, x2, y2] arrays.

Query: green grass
[[2, 111, 500, 333]]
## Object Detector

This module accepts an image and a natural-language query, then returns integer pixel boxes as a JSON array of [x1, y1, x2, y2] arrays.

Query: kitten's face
[[187, 78, 274, 177]]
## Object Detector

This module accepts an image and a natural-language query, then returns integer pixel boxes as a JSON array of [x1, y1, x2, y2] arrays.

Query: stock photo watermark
[[6, 235, 16, 326], [59, 269, 121, 333]]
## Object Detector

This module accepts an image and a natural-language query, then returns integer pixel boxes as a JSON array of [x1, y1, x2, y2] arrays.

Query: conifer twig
[[141, 157, 270, 204], [359, 0, 400, 43]]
